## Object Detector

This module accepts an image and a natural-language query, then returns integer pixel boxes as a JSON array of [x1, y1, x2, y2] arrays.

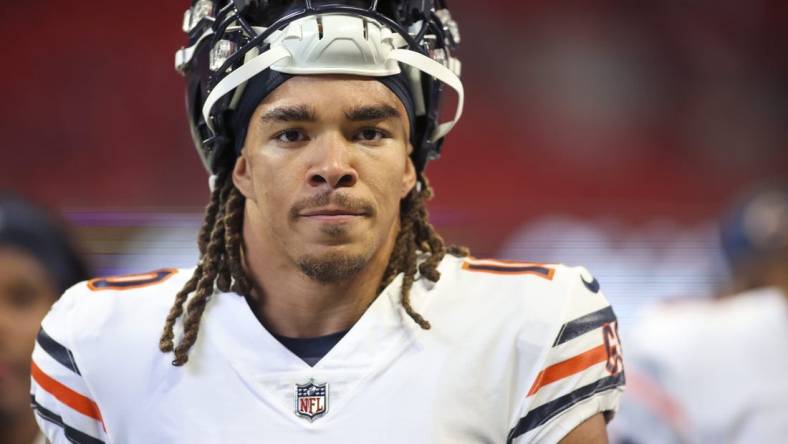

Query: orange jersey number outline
[[87, 269, 177, 291], [461, 257, 556, 280]]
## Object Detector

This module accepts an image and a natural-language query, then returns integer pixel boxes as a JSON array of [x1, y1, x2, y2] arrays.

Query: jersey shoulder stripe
[[528, 344, 608, 396], [31, 396, 105, 444], [31, 361, 103, 423], [553, 306, 617, 347], [36, 327, 81, 375], [508, 372, 625, 443]]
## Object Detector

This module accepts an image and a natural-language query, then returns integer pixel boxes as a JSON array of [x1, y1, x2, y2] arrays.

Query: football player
[[610, 184, 788, 443], [0, 195, 89, 444], [30, 1, 624, 443]]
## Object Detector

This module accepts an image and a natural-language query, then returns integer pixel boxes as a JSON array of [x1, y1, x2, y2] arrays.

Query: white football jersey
[[31, 255, 624, 443], [610, 287, 788, 444]]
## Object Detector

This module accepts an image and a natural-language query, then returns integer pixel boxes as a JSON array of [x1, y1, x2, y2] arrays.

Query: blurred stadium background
[[2, 1, 787, 333]]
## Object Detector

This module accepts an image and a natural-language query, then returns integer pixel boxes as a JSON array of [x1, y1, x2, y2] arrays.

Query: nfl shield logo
[[295, 379, 328, 421]]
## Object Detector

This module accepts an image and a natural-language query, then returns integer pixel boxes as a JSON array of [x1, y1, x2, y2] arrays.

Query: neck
[[241, 208, 398, 338]]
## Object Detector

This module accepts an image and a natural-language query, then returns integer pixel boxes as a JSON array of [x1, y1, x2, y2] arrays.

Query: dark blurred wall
[[2, 2, 204, 207], [2, 1, 787, 254]]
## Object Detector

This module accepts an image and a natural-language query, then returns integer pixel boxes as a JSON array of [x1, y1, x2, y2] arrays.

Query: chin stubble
[[297, 253, 368, 283]]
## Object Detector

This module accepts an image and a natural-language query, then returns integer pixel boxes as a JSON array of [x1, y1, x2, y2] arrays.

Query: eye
[[355, 128, 388, 142], [274, 129, 308, 144]]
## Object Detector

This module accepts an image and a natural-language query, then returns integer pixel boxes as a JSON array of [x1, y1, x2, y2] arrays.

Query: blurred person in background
[[610, 183, 788, 444], [0, 195, 90, 444]]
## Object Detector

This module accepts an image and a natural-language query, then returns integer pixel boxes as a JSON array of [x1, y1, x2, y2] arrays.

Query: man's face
[[0, 247, 56, 420], [233, 75, 416, 282]]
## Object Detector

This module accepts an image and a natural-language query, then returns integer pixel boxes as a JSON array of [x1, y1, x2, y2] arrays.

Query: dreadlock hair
[[159, 166, 468, 366]]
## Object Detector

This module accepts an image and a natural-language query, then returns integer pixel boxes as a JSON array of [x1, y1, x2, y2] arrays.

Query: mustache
[[289, 191, 375, 219]]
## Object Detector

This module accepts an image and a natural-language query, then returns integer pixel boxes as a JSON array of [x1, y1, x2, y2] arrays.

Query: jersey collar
[[201, 270, 425, 424]]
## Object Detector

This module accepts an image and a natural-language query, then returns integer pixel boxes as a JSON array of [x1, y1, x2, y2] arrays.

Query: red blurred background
[[2, 1, 787, 325]]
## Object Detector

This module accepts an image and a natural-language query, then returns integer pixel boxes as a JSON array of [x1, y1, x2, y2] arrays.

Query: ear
[[401, 152, 417, 198], [232, 153, 256, 202]]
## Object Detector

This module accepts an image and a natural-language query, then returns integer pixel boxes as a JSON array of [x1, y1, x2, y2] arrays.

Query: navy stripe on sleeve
[[507, 372, 625, 443], [552, 306, 617, 347], [31, 396, 104, 444], [36, 327, 81, 375]]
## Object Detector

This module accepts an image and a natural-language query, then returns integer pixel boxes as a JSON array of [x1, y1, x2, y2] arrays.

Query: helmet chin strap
[[202, 14, 463, 143]]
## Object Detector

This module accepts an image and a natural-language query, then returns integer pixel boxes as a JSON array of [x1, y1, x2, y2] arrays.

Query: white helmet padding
[[201, 14, 463, 143]]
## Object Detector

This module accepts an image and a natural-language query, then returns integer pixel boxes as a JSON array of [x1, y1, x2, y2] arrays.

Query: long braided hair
[[159, 165, 467, 366]]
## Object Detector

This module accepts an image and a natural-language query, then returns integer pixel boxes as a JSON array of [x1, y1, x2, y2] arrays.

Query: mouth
[[290, 192, 375, 223], [299, 207, 368, 222]]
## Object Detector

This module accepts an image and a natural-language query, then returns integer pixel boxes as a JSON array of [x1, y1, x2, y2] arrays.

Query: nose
[[306, 135, 358, 189]]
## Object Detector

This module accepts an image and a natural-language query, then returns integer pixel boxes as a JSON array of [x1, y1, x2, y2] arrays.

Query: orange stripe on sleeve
[[31, 361, 104, 424], [527, 344, 608, 397]]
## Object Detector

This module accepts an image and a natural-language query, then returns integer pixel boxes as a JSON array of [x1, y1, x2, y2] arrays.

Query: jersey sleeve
[[30, 285, 108, 444], [508, 266, 625, 444]]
